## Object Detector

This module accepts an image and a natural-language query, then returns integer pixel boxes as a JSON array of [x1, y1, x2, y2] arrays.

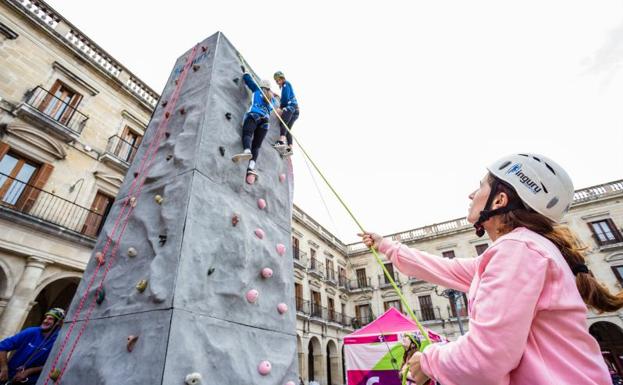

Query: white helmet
[[487, 153, 574, 223], [259, 79, 271, 90]]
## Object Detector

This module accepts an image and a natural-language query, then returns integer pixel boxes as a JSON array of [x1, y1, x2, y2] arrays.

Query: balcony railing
[[24, 86, 88, 135], [338, 275, 348, 289], [351, 314, 374, 329], [416, 307, 443, 322], [325, 269, 337, 286], [295, 298, 353, 326], [347, 277, 372, 291], [0, 172, 103, 238], [104, 135, 139, 165], [296, 297, 310, 315], [378, 272, 402, 288], [309, 258, 325, 279]]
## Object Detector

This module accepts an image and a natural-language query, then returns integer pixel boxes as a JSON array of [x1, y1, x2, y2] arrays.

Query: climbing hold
[[225, 112, 232, 120], [201, 46, 208, 52], [161, 100, 168, 107], [175, 79, 179, 85], [277, 303, 288, 314], [96, 288, 105, 305], [257, 198, 267, 210], [166, 154, 173, 161], [219, 146, 226, 156], [49, 368, 61, 381], [279, 174, 286, 183], [127, 335, 139, 352], [261, 268, 273, 279], [155, 195, 164, 204], [254, 228, 265, 239], [233, 77, 240, 84], [285, 382, 296, 385], [95, 251, 105, 266], [231, 214, 239, 227], [258, 361, 272, 376], [129, 196, 137, 207], [165, 111, 171, 119], [180, 107, 186, 115], [207, 267, 215, 276], [193, 64, 200, 72], [133, 171, 139, 178], [127, 247, 137, 257], [159, 235, 167, 246], [246, 289, 259, 304], [165, 132, 171, 138], [276, 244, 286, 256], [246, 173, 256, 185], [136, 279, 148, 293], [185, 372, 203, 385]]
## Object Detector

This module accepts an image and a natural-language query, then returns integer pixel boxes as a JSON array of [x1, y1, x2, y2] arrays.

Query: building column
[[0, 257, 48, 338], [313, 350, 327, 385], [330, 352, 343, 385]]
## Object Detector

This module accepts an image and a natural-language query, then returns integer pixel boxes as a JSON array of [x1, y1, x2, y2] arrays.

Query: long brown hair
[[488, 173, 623, 313]]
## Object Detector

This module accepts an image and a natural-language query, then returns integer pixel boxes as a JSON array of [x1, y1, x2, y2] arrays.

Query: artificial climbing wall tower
[[38, 32, 298, 385]]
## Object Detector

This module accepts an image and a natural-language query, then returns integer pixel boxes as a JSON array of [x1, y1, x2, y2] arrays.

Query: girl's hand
[[408, 352, 430, 385], [358, 232, 383, 250]]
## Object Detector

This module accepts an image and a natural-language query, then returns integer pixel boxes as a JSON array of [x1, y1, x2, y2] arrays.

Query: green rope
[[236, 53, 432, 349]]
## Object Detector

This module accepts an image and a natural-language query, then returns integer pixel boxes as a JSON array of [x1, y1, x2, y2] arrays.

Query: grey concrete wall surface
[[38, 32, 298, 385]]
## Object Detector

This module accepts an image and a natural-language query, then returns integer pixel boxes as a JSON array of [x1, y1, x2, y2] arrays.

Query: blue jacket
[[279, 80, 298, 109], [243, 73, 275, 120], [0, 327, 59, 384]]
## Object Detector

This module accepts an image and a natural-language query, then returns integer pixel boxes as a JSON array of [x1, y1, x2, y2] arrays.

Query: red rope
[[44, 45, 199, 385]]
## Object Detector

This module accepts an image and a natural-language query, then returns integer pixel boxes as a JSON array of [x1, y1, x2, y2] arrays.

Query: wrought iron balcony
[[347, 277, 373, 292], [293, 249, 308, 270], [416, 307, 443, 322], [378, 272, 402, 288], [308, 258, 325, 279], [351, 314, 374, 329], [325, 269, 338, 286], [0, 172, 103, 240], [100, 135, 139, 170], [295, 297, 310, 316], [14, 86, 88, 142], [338, 275, 348, 290]]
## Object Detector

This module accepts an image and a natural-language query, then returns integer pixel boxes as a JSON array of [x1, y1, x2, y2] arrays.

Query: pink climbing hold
[[261, 268, 273, 279], [254, 228, 265, 239], [276, 244, 286, 256], [246, 289, 259, 303], [258, 361, 272, 375], [246, 173, 256, 185], [279, 174, 286, 183], [277, 303, 288, 314], [257, 198, 266, 210]]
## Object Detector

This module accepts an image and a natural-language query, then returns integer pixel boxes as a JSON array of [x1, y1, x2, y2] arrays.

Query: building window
[[442, 250, 456, 259], [475, 244, 488, 255], [418, 295, 435, 321], [295, 283, 303, 311], [292, 237, 300, 259], [449, 292, 468, 317], [384, 299, 402, 312], [113, 126, 142, 163], [355, 304, 372, 325], [0, 151, 39, 206], [311, 290, 322, 317], [37, 80, 83, 125], [611, 266, 623, 286], [326, 259, 335, 281], [356, 268, 368, 288], [81, 191, 113, 237], [383, 262, 395, 284], [338, 266, 347, 286], [590, 220, 623, 246], [328, 297, 335, 321], [310, 248, 316, 260]]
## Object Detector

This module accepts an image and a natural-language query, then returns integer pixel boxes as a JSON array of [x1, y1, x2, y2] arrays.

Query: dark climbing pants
[[242, 114, 269, 162], [279, 105, 299, 146]]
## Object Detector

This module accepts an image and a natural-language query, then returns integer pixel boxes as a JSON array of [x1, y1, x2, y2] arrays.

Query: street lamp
[[434, 287, 465, 336]]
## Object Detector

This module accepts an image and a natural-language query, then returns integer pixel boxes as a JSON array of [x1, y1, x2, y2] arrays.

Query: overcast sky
[[48, 0, 623, 243]]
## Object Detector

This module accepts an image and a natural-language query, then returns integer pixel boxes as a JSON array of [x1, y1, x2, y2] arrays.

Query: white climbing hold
[[279, 174, 286, 183], [276, 244, 286, 256], [127, 247, 137, 257], [95, 251, 105, 266], [258, 360, 272, 375], [277, 303, 288, 314], [154, 195, 164, 204], [285, 382, 296, 385], [246, 289, 259, 303], [257, 198, 267, 210], [254, 228, 265, 239], [185, 372, 203, 385], [129, 196, 137, 207], [261, 268, 273, 279]]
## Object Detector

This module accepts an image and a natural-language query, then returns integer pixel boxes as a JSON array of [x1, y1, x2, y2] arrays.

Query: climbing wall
[[38, 32, 298, 385]]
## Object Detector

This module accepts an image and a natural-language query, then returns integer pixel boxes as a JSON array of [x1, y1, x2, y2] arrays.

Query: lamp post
[[434, 287, 465, 336]]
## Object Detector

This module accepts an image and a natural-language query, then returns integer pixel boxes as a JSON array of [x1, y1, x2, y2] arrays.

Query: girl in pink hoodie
[[361, 153, 621, 385]]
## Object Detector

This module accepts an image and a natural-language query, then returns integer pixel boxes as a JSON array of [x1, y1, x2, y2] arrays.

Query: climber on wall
[[232, 67, 277, 183], [272, 71, 299, 157], [0, 308, 65, 385]]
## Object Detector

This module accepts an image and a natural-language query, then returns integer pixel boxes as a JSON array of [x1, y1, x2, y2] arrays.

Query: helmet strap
[[473, 180, 522, 237]]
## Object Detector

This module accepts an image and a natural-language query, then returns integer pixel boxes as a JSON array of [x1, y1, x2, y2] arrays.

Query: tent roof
[[345, 308, 421, 337]]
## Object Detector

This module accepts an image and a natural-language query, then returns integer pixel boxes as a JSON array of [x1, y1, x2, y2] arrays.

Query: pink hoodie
[[378, 227, 610, 385]]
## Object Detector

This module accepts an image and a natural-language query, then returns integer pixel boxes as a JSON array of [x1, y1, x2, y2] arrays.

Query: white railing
[[127, 78, 158, 107], [573, 180, 623, 204], [64, 31, 121, 77], [18, 0, 59, 28]]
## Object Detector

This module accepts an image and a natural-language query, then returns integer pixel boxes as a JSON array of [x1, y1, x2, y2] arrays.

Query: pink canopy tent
[[344, 308, 446, 385]]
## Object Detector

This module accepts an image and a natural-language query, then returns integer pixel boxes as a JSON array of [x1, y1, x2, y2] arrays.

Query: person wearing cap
[[360, 153, 616, 385], [0, 308, 64, 385], [272, 71, 299, 157], [232, 71, 277, 179]]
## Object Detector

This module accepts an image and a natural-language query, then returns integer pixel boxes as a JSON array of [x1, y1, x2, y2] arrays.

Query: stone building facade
[[0, 2, 622, 385]]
